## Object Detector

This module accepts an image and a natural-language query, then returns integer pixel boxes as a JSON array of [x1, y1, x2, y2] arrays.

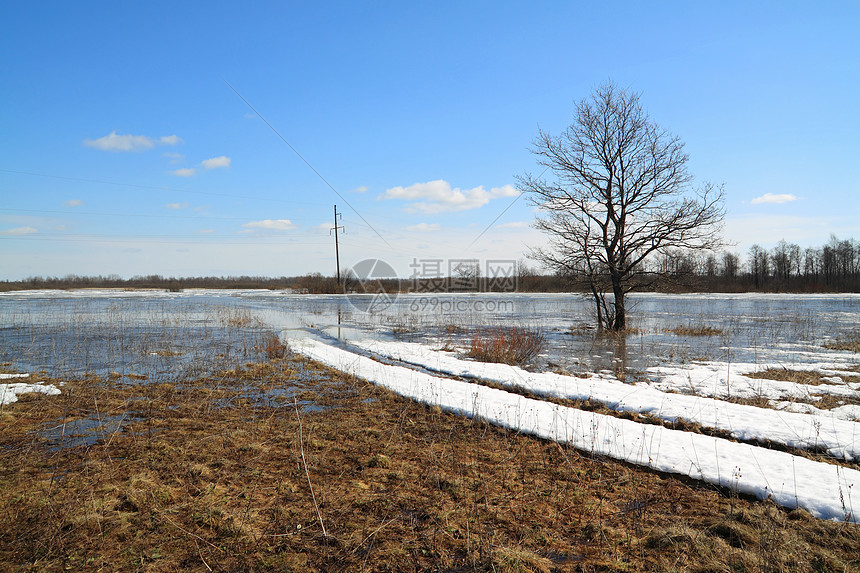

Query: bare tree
[[748, 244, 769, 289], [519, 82, 725, 330], [803, 246, 819, 279], [722, 252, 740, 280], [772, 240, 792, 283]]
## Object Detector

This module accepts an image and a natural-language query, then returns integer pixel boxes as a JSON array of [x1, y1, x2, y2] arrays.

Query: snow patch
[[293, 337, 858, 523], [350, 340, 860, 461], [1, 377, 61, 405]]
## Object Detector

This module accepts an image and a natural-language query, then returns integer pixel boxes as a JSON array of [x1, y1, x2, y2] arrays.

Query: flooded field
[[2, 289, 859, 380], [2, 289, 859, 570]]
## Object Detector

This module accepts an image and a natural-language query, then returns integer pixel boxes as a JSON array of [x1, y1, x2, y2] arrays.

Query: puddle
[[39, 414, 142, 451], [214, 387, 331, 412]]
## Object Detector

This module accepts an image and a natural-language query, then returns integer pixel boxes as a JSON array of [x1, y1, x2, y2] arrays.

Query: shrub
[[262, 335, 288, 360], [466, 327, 544, 366], [666, 325, 723, 337]]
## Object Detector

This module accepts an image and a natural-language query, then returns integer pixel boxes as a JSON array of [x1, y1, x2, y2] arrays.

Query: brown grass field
[[1, 354, 858, 572]]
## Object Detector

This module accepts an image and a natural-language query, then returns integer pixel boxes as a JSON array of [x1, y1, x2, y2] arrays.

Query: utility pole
[[331, 205, 344, 285]]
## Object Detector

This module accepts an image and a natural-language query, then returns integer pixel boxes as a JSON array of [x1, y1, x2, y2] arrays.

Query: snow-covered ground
[[0, 373, 61, 406], [349, 340, 860, 460], [292, 336, 859, 523], [644, 361, 860, 402]]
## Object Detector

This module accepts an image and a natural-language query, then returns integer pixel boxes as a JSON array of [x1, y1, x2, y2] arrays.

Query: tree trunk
[[612, 283, 626, 331], [590, 283, 604, 330]]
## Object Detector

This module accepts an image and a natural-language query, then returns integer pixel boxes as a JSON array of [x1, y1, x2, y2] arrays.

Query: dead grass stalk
[[466, 326, 544, 366]]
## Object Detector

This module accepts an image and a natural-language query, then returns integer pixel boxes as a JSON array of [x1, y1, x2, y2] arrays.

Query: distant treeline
[[645, 235, 860, 293], [516, 235, 860, 294], [0, 273, 339, 293], [2, 236, 857, 294]]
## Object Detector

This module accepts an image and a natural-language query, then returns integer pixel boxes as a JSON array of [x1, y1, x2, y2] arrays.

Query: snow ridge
[[350, 340, 860, 461], [294, 337, 858, 523]]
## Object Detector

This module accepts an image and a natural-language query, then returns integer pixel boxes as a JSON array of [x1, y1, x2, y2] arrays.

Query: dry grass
[[732, 368, 860, 417], [260, 334, 288, 360], [217, 307, 262, 329], [467, 327, 545, 366], [823, 337, 860, 353], [567, 323, 597, 336], [666, 325, 725, 337], [567, 325, 641, 337], [1, 355, 858, 572], [597, 326, 643, 337], [746, 367, 860, 387]]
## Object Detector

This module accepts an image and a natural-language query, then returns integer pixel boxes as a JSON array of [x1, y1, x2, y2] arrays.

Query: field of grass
[[2, 352, 859, 572]]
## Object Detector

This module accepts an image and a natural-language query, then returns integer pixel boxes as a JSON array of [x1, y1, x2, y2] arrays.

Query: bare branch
[[521, 81, 725, 330]]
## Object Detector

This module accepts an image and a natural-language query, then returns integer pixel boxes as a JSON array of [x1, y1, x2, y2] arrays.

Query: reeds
[[666, 324, 724, 336], [823, 333, 860, 353], [466, 326, 545, 366], [261, 334, 288, 360]]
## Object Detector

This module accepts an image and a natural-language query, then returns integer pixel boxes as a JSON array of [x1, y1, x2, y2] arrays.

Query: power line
[[463, 166, 548, 252], [223, 79, 392, 249]]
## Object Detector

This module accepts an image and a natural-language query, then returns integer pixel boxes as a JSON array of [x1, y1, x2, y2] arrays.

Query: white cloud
[[166, 203, 189, 210], [242, 219, 296, 231], [163, 152, 186, 164], [84, 131, 155, 152], [406, 222, 440, 232], [380, 180, 520, 213], [64, 199, 83, 207], [1, 226, 38, 235], [83, 131, 183, 152], [352, 185, 368, 193], [751, 193, 798, 205], [170, 168, 196, 177], [201, 156, 231, 169], [497, 221, 528, 229]]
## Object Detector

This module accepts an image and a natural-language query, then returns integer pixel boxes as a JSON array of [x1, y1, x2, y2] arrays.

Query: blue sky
[[1, 1, 858, 281]]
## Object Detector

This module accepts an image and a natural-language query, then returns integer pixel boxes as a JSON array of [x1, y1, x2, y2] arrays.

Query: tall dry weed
[[467, 327, 544, 366]]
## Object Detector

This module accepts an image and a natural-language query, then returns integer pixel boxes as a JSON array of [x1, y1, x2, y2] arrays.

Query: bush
[[466, 327, 544, 366], [666, 325, 723, 337], [262, 335, 288, 360]]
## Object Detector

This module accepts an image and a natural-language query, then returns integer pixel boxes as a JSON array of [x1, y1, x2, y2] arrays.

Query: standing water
[[1, 289, 858, 381]]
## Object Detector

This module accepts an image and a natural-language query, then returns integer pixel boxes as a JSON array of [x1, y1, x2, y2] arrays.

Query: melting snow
[[1, 373, 61, 405], [293, 336, 858, 523], [350, 340, 860, 461]]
